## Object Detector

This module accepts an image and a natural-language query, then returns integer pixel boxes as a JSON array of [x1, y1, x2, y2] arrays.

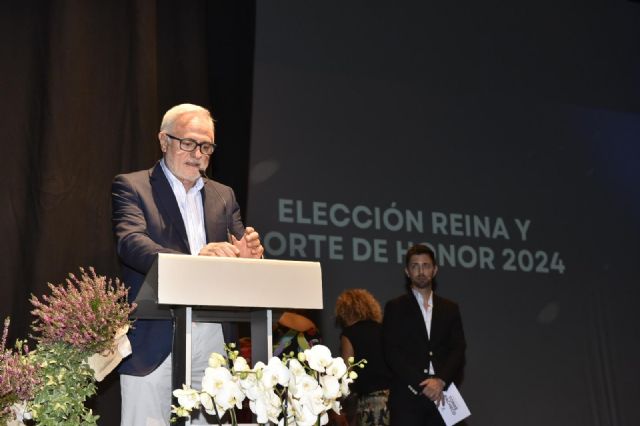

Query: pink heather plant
[[30, 267, 136, 355], [1, 317, 41, 423]]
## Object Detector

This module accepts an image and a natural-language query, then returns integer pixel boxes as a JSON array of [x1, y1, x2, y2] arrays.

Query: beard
[[411, 275, 432, 289]]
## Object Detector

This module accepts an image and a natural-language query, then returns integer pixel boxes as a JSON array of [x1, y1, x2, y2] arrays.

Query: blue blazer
[[111, 162, 245, 376]]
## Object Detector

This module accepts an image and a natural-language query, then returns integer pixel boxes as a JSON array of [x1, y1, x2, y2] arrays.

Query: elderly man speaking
[[112, 103, 264, 425]]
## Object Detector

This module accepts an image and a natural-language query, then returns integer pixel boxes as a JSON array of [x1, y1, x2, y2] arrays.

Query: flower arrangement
[[172, 344, 364, 426], [0, 318, 41, 425], [30, 268, 134, 354], [0, 268, 136, 425]]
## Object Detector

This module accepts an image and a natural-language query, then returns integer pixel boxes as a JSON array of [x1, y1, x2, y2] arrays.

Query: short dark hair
[[405, 244, 437, 268]]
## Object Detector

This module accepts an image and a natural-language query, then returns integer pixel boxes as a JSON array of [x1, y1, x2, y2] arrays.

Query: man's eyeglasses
[[165, 133, 217, 155]]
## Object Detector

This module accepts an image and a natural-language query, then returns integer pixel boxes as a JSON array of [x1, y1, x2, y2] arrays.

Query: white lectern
[[134, 253, 323, 425]]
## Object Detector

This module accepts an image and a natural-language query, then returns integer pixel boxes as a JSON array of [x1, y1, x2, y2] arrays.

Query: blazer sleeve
[[435, 301, 466, 387], [112, 174, 182, 274], [226, 184, 246, 240]]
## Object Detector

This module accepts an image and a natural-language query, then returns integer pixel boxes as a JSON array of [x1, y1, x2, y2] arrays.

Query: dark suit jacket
[[111, 162, 245, 376], [382, 291, 466, 407]]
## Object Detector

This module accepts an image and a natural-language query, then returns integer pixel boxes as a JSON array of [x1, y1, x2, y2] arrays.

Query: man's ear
[[158, 132, 167, 153], [404, 267, 410, 277], [433, 265, 439, 277]]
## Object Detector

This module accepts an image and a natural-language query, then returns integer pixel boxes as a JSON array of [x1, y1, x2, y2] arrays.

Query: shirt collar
[[411, 287, 433, 308]]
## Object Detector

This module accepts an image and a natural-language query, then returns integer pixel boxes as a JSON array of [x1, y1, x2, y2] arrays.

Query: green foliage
[[28, 342, 99, 426]]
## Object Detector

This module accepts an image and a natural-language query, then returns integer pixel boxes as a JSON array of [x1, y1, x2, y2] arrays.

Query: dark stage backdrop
[[247, 1, 640, 426], [0, 1, 255, 424]]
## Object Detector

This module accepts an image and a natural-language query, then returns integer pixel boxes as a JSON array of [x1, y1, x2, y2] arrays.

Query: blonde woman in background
[[336, 289, 391, 426]]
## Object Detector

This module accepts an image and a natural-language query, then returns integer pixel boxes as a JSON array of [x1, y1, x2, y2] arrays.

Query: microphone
[[200, 169, 232, 243]]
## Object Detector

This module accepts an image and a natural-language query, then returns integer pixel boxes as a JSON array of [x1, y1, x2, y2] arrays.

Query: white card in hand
[[436, 382, 471, 426]]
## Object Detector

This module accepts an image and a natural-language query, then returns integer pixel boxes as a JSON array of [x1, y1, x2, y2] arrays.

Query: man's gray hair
[[160, 103, 215, 132]]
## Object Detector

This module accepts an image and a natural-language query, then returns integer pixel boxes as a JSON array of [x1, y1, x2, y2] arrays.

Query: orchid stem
[[211, 398, 223, 426]]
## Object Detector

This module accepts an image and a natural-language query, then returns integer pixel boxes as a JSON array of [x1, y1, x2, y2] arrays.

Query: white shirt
[[160, 159, 206, 256], [412, 287, 436, 375], [158, 160, 219, 361]]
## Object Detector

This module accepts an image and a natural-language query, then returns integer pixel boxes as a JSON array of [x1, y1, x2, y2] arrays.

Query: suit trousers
[[120, 322, 224, 426], [389, 391, 445, 426]]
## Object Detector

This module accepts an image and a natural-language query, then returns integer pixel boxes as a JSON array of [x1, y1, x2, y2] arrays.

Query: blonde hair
[[335, 289, 382, 327]]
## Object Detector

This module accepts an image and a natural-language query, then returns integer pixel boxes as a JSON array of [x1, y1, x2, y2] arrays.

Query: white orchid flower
[[265, 389, 283, 423], [289, 397, 312, 426], [208, 352, 226, 368], [201, 366, 232, 397], [287, 357, 306, 377], [260, 366, 278, 389], [325, 357, 347, 378], [215, 380, 245, 411], [331, 399, 342, 414], [239, 371, 260, 400], [232, 356, 250, 373], [261, 356, 290, 388], [303, 345, 333, 372], [250, 395, 270, 424], [251, 386, 281, 422], [199, 392, 214, 414], [171, 404, 192, 418], [231, 380, 247, 409], [300, 385, 326, 416], [319, 374, 341, 400], [290, 371, 319, 399], [172, 385, 200, 410], [272, 356, 292, 386], [292, 396, 321, 426], [173, 346, 360, 426], [340, 373, 354, 396]]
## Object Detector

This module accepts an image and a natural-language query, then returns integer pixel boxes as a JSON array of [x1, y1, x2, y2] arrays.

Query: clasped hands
[[198, 226, 264, 259], [420, 377, 446, 406]]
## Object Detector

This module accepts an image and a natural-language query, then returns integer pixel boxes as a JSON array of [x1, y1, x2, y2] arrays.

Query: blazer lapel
[[149, 163, 189, 251], [430, 294, 443, 343], [201, 178, 230, 243], [407, 293, 431, 344]]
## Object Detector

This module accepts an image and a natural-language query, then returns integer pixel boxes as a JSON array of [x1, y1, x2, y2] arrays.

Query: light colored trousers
[[120, 322, 224, 426]]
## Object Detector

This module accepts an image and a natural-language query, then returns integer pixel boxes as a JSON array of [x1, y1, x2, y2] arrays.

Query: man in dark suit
[[112, 103, 264, 425], [383, 244, 466, 426]]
